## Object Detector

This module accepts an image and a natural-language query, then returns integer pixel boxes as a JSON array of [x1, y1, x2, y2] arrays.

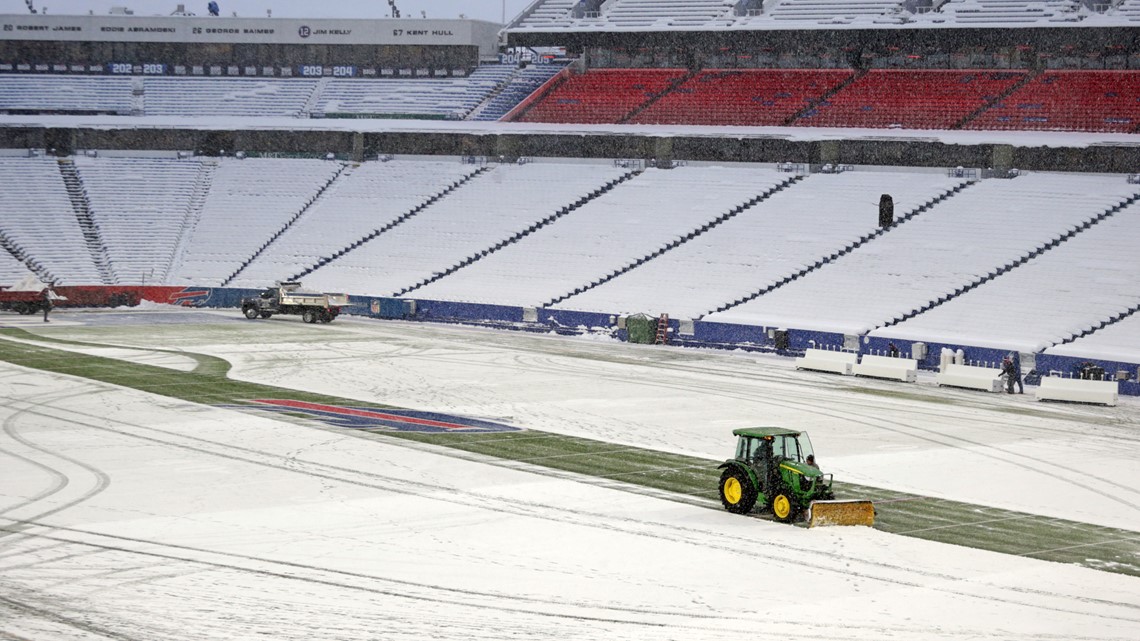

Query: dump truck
[[717, 427, 874, 527], [241, 282, 348, 324]]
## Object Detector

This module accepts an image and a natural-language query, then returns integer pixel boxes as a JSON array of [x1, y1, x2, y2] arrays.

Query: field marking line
[[896, 513, 1036, 535], [1019, 535, 1140, 557]]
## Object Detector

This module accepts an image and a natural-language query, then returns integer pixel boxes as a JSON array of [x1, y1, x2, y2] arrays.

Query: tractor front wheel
[[770, 490, 799, 523], [243, 306, 260, 320], [718, 468, 757, 515]]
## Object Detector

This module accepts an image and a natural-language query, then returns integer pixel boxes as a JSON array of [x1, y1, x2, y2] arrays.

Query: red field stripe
[[253, 399, 471, 430]]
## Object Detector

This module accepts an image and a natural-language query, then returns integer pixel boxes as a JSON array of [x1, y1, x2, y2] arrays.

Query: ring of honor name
[[226, 399, 524, 433]]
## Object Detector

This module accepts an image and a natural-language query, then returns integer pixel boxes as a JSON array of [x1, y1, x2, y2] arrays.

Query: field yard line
[[896, 513, 1036, 535], [1019, 535, 1140, 557]]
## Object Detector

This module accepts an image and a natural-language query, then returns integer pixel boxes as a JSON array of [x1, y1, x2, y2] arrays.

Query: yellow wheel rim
[[723, 477, 742, 504], [773, 495, 792, 519]]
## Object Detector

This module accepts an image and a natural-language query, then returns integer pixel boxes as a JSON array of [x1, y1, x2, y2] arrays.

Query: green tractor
[[717, 427, 873, 526]]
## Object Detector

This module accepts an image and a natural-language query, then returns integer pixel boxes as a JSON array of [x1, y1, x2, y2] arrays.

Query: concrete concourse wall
[[7, 126, 1140, 174]]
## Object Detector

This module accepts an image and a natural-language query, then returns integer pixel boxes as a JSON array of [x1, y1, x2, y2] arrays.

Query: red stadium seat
[[629, 69, 852, 126], [516, 68, 688, 124], [966, 70, 1140, 133], [797, 69, 1026, 130]]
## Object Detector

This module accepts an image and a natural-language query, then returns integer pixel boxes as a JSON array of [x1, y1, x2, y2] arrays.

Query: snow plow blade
[[807, 500, 875, 527]]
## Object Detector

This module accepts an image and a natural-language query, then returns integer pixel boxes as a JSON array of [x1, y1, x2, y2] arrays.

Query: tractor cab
[[733, 427, 821, 490], [736, 428, 816, 466], [718, 426, 868, 525]]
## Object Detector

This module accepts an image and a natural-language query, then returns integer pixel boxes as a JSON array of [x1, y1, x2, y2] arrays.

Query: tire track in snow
[[1, 395, 1137, 630], [0, 387, 113, 538]]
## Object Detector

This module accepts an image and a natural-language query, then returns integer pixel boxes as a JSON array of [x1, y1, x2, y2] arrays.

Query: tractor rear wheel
[[719, 468, 757, 515], [302, 309, 318, 324], [770, 490, 799, 523]]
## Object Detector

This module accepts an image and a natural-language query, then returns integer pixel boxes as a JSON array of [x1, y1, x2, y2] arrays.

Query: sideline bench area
[[853, 354, 918, 382], [1036, 376, 1118, 406], [936, 363, 1003, 392], [795, 348, 857, 375]]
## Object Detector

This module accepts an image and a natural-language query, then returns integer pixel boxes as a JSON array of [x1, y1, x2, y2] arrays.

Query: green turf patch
[[1, 329, 1137, 577], [0, 328, 395, 409]]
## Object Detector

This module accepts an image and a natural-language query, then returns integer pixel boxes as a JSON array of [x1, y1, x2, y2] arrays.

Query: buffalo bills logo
[[230, 399, 523, 433], [169, 287, 211, 306]]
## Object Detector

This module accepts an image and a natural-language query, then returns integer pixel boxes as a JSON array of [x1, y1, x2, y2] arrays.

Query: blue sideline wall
[[169, 288, 1140, 396]]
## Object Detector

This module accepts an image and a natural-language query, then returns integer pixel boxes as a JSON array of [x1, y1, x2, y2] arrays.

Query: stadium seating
[[0, 157, 104, 285], [143, 78, 318, 117], [1046, 312, 1140, 365], [168, 158, 345, 287], [512, 0, 578, 29], [602, 0, 738, 28], [706, 172, 1140, 335], [871, 198, 1140, 352], [799, 69, 1026, 129], [766, 0, 909, 24], [232, 160, 483, 288], [410, 166, 792, 307], [0, 75, 133, 115], [73, 156, 204, 285], [516, 68, 688, 124], [301, 162, 632, 297], [0, 245, 33, 285], [4, 65, 1137, 134], [630, 69, 852, 126], [505, 0, 1094, 30], [935, 0, 1083, 25], [966, 70, 1140, 132], [559, 169, 969, 319], [471, 65, 565, 121], [1112, 0, 1140, 22], [313, 65, 515, 119]]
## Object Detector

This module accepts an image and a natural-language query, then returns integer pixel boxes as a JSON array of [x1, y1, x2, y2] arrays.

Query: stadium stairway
[[546, 174, 805, 308], [287, 166, 493, 283], [507, 72, 569, 122], [952, 68, 1042, 130], [702, 178, 980, 317], [877, 190, 1140, 333], [783, 68, 865, 126], [1058, 301, 1140, 346], [617, 69, 701, 124], [396, 169, 644, 297], [57, 158, 114, 285], [221, 162, 350, 287], [166, 159, 218, 285], [0, 229, 54, 285], [300, 77, 332, 118], [465, 67, 537, 121], [466, 76, 513, 121]]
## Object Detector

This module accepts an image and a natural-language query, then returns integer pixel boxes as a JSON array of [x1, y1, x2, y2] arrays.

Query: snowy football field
[[2, 309, 1138, 640]]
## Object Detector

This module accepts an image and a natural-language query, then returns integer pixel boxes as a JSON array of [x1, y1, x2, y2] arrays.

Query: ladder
[[653, 313, 670, 345]]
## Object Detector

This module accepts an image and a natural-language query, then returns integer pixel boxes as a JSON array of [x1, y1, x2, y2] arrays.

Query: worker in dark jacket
[[41, 285, 53, 322], [1000, 355, 1023, 394]]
